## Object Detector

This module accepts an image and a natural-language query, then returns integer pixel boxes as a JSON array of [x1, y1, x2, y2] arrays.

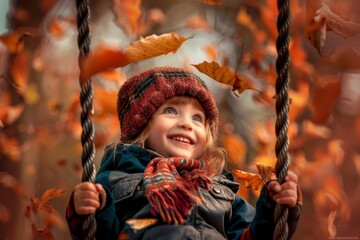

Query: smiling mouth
[[171, 136, 192, 144]]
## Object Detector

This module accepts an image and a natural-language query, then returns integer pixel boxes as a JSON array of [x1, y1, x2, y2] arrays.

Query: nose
[[177, 117, 193, 131]]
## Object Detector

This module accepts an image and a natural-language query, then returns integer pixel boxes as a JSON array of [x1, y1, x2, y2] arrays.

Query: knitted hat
[[117, 66, 219, 142]]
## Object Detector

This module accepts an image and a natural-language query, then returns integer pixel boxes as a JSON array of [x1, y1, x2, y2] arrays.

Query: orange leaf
[[124, 32, 189, 63], [30, 188, 65, 214], [231, 170, 265, 190], [0, 30, 30, 53], [80, 46, 128, 83], [255, 163, 274, 182], [192, 61, 253, 96], [113, 0, 142, 36], [10, 50, 30, 95]]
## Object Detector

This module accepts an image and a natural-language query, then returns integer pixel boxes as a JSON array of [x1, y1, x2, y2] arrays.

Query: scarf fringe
[[144, 157, 212, 224]]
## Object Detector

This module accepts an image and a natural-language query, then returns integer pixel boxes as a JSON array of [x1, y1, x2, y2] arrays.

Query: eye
[[192, 114, 203, 123], [164, 107, 177, 115]]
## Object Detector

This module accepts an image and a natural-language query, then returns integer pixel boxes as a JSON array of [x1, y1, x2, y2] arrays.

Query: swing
[[75, 0, 292, 239]]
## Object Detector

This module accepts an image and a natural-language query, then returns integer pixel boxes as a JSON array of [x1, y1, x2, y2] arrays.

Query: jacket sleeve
[[227, 186, 302, 240]]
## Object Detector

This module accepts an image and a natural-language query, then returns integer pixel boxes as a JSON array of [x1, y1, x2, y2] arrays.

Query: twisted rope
[[76, 0, 97, 239], [273, 0, 291, 240]]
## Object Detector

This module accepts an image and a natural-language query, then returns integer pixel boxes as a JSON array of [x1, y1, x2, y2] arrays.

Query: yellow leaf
[[125, 32, 189, 63], [231, 170, 265, 190], [192, 61, 253, 96], [126, 218, 158, 231]]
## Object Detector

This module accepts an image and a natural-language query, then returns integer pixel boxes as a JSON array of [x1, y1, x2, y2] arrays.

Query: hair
[[129, 96, 226, 176]]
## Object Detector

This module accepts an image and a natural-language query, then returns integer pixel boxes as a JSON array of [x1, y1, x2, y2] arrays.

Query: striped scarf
[[143, 157, 212, 224]]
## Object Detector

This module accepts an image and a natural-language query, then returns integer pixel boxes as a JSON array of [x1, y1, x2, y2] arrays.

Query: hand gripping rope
[[75, 1, 292, 239], [274, 0, 291, 239], [76, 0, 97, 239]]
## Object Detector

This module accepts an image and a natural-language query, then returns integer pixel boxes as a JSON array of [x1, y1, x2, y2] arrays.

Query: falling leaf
[[255, 163, 274, 182], [10, 50, 30, 95], [305, 1, 360, 55], [192, 61, 253, 96], [126, 218, 158, 231], [0, 30, 30, 53], [232, 170, 265, 190], [80, 32, 188, 83], [80, 46, 128, 83], [113, 0, 142, 36], [29, 188, 65, 214], [124, 32, 189, 63]]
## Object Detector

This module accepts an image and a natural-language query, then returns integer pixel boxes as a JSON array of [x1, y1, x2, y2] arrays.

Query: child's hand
[[267, 171, 298, 208], [73, 182, 105, 215]]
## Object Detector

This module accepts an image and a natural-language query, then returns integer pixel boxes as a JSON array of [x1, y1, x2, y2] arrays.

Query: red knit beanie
[[117, 66, 219, 142]]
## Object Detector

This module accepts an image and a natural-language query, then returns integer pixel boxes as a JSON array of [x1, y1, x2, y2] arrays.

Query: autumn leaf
[[305, 1, 360, 55], [10, 50, 30, 96], [30, 188, 65, 214], [0, 30, 30, 53], [79, 46, 128, 83], [80, 32, 188, 83], [231, 170, 264, 190], [126, 218, 158, 231], [256, 163, 274, 182], [113, 0, 142, 36], [192, 61, 253, 96], [124, 32, 189, 63]]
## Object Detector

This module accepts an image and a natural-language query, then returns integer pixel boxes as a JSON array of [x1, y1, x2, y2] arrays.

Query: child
[[66, 66, 301, 239]]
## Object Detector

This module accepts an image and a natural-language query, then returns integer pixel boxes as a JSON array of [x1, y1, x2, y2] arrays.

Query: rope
[[273, 0, 291, 239], [76, 0, 97, 239]]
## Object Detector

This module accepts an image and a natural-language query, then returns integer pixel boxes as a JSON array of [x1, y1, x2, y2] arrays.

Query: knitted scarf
[[143, 157, 212, 224]]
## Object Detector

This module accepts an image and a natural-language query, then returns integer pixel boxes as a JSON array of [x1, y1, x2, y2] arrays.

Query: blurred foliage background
[[1, 0, 360, 239]]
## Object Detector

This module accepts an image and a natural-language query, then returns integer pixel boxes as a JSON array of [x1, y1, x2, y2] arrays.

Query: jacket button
[[213, 187, 221, 194], [127, 186, 134, 193]]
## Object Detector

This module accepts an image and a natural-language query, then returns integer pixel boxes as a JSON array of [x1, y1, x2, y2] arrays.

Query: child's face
[[146, 98, 207, 159]]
